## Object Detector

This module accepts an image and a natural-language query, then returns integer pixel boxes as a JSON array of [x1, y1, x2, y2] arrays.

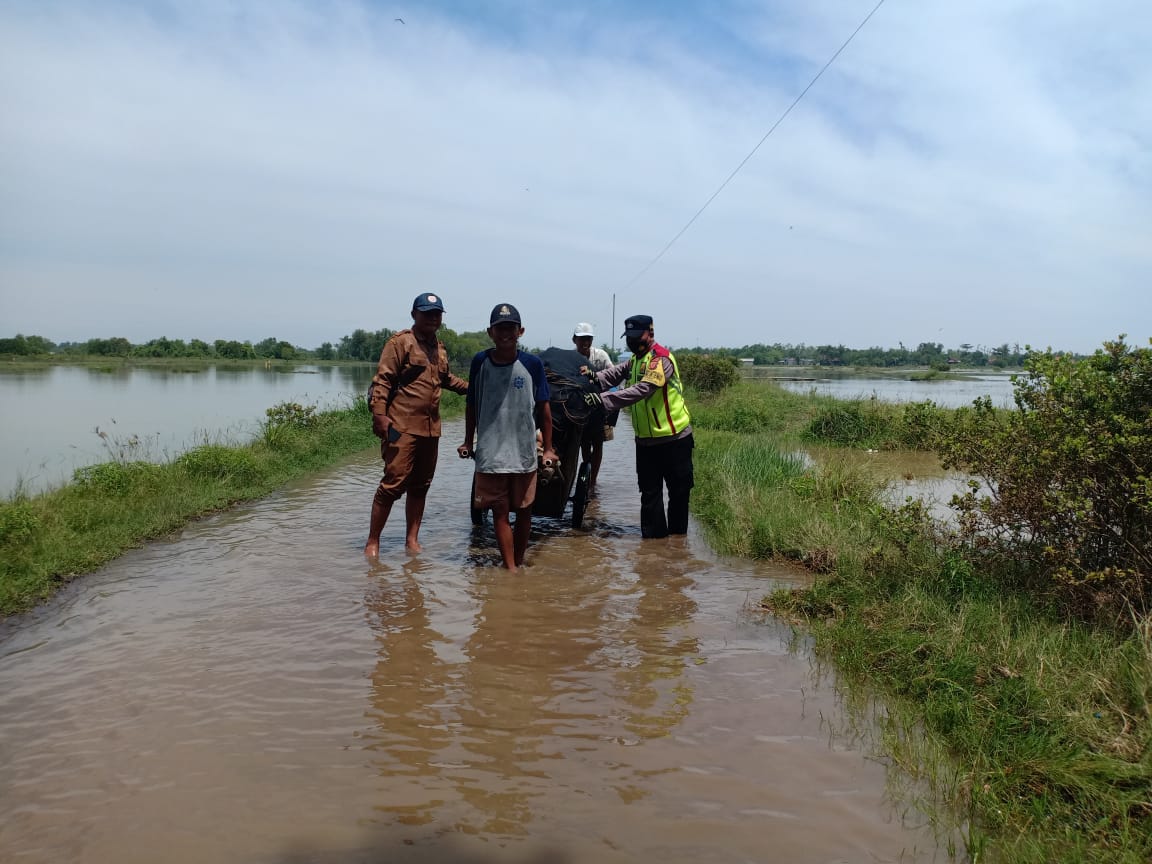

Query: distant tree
[[214, 339, 256, 359], [0, 334, 56, 355], [316, 342, 335, 360], [438, 328, 489, 369], [0, 334, 29, 354], [254, 337, 280, 358], [84, 337, 132, 356]]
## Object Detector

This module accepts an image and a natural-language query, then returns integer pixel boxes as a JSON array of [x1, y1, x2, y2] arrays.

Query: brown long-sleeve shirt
[[368, 329, 468, 437]]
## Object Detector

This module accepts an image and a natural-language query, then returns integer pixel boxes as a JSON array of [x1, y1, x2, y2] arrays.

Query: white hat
[[573, 322, 595, 337]]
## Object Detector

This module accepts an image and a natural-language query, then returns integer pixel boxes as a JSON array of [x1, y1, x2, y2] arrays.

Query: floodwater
[[0, 417, 952, 864], [775, 373, 1015, 408], [0, 363, 374, 496], [1, 363, 1015, 498]]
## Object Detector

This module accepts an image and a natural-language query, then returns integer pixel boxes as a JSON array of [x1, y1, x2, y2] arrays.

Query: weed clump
[[678, 354, 738, 393], [177, 445, 262, 484]]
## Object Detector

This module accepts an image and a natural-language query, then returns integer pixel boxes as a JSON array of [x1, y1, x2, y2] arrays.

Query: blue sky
[[1, 0, 1149, 354]]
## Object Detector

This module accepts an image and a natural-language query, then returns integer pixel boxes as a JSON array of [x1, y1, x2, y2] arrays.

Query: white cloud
[[0, 0, 1148, 353]]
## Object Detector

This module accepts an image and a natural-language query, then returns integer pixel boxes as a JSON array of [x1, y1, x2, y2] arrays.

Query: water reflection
[[777, 373, 1015, 408], [0, 418, 950, 863], [619, 544, 700, 743], [364, 558, 456, 828]]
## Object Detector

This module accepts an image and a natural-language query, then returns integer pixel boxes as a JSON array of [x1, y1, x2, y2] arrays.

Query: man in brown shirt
[[364, 292, 469, 556]]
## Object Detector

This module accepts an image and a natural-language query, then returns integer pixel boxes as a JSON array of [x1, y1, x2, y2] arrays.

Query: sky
[[1, 0, 1149, 355]]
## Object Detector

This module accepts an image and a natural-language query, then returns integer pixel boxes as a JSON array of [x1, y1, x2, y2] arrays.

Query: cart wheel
[[570, 462, 591, 529], [470, 474, 485, 525]]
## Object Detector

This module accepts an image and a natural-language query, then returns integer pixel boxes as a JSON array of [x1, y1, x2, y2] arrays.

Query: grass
[[0, 393, 465, 616], [689, 381, 1152, 863]]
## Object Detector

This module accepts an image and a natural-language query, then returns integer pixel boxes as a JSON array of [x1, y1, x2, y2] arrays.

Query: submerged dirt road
[[0, 417, 948, 863]]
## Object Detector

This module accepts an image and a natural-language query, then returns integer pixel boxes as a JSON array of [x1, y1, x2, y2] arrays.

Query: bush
[[678, 354, 738, 393], [72, 461, 161, 495], [0, 502, 41, 547], [802, 401, 891, 447], [177, 445, 261, 484], [263, 401, 319, 448], [935, 336, 1152, 617]]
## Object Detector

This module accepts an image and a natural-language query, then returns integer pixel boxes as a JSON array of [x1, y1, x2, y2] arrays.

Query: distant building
[[738, 358, 754, 367]]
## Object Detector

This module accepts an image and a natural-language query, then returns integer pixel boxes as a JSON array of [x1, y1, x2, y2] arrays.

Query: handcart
[[470, 347, 602, 530]]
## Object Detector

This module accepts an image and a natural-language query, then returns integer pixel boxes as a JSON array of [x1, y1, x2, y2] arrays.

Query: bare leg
[[512, 507, 533, 567], [492, 506, 517, 570], [364, 491, 395, 557], [404, 491, 427, 553]]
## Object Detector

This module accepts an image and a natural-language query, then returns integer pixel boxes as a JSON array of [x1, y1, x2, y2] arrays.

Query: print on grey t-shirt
[[473, 354, 539, 473]]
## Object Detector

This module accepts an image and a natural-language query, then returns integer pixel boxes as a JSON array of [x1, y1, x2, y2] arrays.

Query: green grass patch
[[690, 380, 1152, 862], [0, 393, 464, 616]]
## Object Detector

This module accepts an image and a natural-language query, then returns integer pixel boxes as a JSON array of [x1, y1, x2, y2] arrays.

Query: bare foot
[[364, 540, 380, 557], [405, 540, 423, 554]]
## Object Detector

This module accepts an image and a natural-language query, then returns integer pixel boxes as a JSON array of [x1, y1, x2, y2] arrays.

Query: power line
[[622, 0, 887, 290]]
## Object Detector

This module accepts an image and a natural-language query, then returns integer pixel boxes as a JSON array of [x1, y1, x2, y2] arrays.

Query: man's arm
[[438, 342, 469, 394], [368, 338, 404, 437], [537, 401, 556, 462], [599, 355, 674, 412], [445, 370, 469, 395], [595, 359, 629, 390], [458, 404, 477, 459]]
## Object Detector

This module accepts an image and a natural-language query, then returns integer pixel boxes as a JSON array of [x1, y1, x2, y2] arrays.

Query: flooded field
[[0, 417, 952, 863]]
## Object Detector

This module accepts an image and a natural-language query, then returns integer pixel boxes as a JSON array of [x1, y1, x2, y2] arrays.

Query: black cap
[[412, 292, 445, 312], [621, 314, 653, 338], [490, 303, 522, 325]]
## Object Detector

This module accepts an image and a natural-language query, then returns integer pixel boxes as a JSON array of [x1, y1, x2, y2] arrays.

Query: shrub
[[72, 461, 161, 495], [0, 502, 41, 547], [263, 401, 319, 448], [177, 445, 261, 484], [892, 400, 950, 450], [678, 354, 738, 393], [935, 336, 1152, 617], [802, 401, 891, 447]]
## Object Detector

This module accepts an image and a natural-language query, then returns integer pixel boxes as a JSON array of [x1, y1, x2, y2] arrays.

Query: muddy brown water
[[0, 417, 950, 863]]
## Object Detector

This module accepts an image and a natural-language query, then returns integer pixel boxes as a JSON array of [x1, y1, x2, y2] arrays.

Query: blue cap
[[490, 303, 521, 325], [413, 292, 445, 312], [621, 314, 653, 338]]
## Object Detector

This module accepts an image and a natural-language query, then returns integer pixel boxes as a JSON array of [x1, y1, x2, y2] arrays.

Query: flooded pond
[[775, 372, 1015, 408], [0, 363, 374, 496], [0, 363, 1016, 498], [0, 417, 952, 863]]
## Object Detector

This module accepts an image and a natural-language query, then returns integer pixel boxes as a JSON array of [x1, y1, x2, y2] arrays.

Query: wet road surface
[[0, 417, 948, 863]]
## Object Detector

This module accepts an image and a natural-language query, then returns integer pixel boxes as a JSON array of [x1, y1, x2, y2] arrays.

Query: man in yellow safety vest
[[585, 314, 694, 539]]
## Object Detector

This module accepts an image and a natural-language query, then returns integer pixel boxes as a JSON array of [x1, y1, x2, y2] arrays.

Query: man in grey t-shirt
[[459, 303, 556, 570]]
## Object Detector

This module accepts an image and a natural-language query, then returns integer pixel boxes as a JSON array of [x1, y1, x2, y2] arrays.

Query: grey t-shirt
[[467, 349, 550, 473]]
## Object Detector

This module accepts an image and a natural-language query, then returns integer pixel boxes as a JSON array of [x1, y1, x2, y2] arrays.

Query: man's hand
[[540, 448, 558, 468], [583, 391, 602, 408], [372, 414, 391, 439], [457, 443, 474, 459], [579, 364, 597, 384]]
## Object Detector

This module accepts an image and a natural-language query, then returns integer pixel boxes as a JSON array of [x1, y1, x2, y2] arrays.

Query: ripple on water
[[0, 419, 950, 863]]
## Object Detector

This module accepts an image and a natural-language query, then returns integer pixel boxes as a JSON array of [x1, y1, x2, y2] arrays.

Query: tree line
[[677, 340, 1033, 369], [3, 331, 1040, 369], [0, 329, 497, 369]]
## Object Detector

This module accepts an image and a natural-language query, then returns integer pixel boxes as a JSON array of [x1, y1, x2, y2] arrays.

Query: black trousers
[[634, 433, 694, 538]]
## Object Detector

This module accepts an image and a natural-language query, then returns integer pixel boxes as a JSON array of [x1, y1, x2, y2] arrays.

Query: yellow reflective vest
[[627, 344, 691, 438]]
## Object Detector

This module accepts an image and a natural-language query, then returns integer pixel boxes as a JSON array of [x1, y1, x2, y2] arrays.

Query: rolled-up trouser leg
[[373, 433, 421, 505]]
